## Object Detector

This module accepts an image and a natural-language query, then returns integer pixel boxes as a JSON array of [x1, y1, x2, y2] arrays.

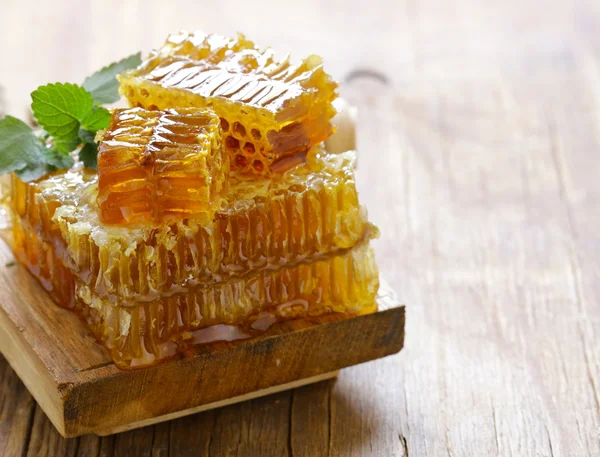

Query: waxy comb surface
[[119, 31, 338, 175], [12, 152, 369, 301], [75, 240, 379, 368], [8, 205, 378, 368], [97, 107, 228, 225]]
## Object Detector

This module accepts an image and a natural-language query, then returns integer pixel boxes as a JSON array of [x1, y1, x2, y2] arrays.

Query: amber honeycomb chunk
[[14, 151, 369, 301], [7, 202, 378, 368], [76, 239, 379, 368], [8, 213, 75, 309], [97, 107, 228, 225], [119, 31, 338, 174]]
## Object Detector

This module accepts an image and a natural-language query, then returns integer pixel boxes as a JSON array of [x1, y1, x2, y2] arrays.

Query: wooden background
[[1, 0, 600, 455]]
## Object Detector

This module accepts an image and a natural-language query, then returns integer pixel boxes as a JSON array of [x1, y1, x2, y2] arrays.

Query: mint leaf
[[31, 83, 94, 142], [0, 116, 47, 181], [83, 53, 142, 104], [81, 105, 110, 131], [44, 148, 74, 169], [78, 128, 96, 145], [79, 142, 98, 170], [16, 162, 49, 182], [1, 55, 132, 180], [53, 137, 80, 154]]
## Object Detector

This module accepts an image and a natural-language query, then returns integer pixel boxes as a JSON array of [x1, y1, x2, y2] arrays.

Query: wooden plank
[[0, 239, 405, 438], [25, 406, 79, 457], [0, 354, 36, 457], [97, 371, 339, 435]]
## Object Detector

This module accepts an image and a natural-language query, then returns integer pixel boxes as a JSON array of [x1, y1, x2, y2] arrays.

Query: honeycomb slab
[[119, 31, 338, 174], [8, 206, 378, 368], [97, 107, 228, 225], [12, 152, 369, 301]]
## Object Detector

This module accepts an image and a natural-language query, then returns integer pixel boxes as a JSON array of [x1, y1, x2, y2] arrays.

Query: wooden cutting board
[[0, 241, 405, 437]]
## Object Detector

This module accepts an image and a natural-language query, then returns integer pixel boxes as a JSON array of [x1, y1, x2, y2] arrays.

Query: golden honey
[[9, 204, 378, 368], [9, 215, 75, 309], [14, 151, 369, 300], [3, 33, 380, 370], [76, 240, 378, 368], [119, 31, 338, 174], [97, 107, 228, 225]]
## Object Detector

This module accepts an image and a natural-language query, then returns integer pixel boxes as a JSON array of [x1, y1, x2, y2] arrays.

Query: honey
[[3, 33, 381, 370], [76, 240, 379, 368], [13, 151, 369, 300], [9, 215, 75, 309], [97, 107, 228, 225], [119, 31, 338, 175], [8, 204, 378, 368]]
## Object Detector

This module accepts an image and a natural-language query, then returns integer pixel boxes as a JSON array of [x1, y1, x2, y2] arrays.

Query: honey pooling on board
[[119, 31, 338, 175], [12, 151, 370, 300], [97, 107, 228, 225]]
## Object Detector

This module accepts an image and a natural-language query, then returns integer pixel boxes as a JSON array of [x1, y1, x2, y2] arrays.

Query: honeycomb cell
[[97, 107, 228, 225], [119, 31, 338, 175]]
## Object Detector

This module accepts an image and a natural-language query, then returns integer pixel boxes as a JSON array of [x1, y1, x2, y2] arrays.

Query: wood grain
[[2, 0, 600, 455]]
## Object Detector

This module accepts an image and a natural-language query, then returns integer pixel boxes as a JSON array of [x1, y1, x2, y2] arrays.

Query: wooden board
[[0, 241, 405, 438]]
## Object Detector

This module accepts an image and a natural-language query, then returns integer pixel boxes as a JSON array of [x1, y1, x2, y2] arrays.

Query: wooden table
[[1, 0, 600, 455]]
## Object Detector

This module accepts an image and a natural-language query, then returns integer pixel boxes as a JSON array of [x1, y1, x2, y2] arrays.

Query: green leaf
[[79, 142, 98, 170], [53, 137, 80, 154], [83, 53, 142, 104], [44, 147, 75, 169], [78, 128, 96, 144], [0, 116, 46, 180], [31, 83, 94, 141], [81, 105, 111, 131], [15, 161, 49, 182]]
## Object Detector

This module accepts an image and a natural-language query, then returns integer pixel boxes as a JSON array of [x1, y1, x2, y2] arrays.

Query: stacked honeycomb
[[6, 33, 379, 369], [75, 240, 378, 367], [9, 172, 377, 367], [9, 191, 377, 368], [8, 149, 378, 367], [119, 31, 338, 175], [17, 151, 369, 299], [98, 107, 228, 225]]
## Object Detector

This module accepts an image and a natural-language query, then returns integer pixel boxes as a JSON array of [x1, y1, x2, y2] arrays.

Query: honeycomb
[[3, 33, 379, 370], [9, 214, 75, 309], [97, 107, 228, 225], [8, 206, 378, 368], [14, 152, 369, 300], [119, 31, 338, 175], [75, 240, 379, 368]]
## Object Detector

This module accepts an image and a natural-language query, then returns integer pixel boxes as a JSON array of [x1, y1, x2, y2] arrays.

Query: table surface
[[1, 0, 600, 456]]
